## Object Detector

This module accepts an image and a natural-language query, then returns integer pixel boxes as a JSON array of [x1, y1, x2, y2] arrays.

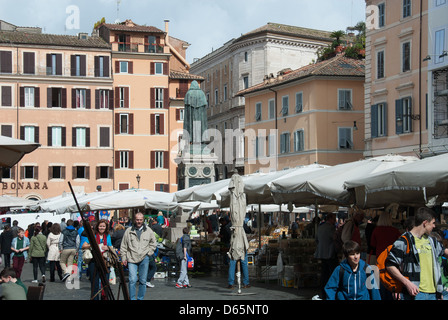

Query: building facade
[[0, 29, 114, 199], [238, 55, 365, 174], [190, 23, 333, 179], [364, 0, 429, 158], [426, 0, 448, 155]]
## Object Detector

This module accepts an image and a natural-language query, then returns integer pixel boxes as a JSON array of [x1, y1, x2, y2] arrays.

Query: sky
[[0, 0, 366, 64]]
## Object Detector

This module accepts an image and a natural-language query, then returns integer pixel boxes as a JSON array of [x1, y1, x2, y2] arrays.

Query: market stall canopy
[[344, 152, 448, 208], [0, 136, 40, 168], [219, 164, 328, 207], [270, 155, 418, 207], [173, 178, 234, 203], [0, 195, 38, 208]]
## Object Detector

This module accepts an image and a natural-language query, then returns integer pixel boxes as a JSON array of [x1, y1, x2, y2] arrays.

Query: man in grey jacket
[[120, 212, 157, 300]]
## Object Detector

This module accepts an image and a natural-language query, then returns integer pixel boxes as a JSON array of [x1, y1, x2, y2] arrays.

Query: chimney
[[164, 19, 170, 44]]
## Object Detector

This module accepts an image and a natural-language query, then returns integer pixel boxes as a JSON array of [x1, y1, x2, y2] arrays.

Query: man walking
[[120, 212, 157, 300], [386, 207, 448, 300], [59, 219, 79, 281]]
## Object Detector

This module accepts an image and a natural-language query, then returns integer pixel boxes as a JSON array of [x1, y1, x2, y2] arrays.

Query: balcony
[[116, 42, 164, 54]]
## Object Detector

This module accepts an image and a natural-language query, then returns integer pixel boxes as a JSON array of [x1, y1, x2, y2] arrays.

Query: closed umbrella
[[228, 171, 249, 294]]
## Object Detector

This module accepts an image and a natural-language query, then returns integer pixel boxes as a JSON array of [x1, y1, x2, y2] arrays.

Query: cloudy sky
[[0, 0, 366, 63]]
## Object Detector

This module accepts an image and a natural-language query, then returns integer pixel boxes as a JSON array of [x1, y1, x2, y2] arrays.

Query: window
[[74, 166, 89, 179], [120, 151, 129, 168], [146, 35, 158, 53], [396, 97, 413, 134], [294, 130, 304, 152], [403, 0, 411, 18], [402, 42, 411, 72], [97, 166, 111, 179], [338, 128, 353, 149], [47, 88, 66, 108], [120, 114, 129, 134], [23, 52, 35, 74], [50, 126, 63, 147], [244, 52, 248, 62], [1, 86, 12, 106], [1, 124, 12, 137], [371, 103, 387, 138], [215, 89, 219, 105], [117, 34, 130, 52], [24, 87, 34, 107], [154, 88, 164, 108], [2, 167, 12, 179], [255, 102, 262, 121], [377, 51, 385, 79], [49, 166, 65, 179], [243, 76, 249, 89], [119, 87, 129, 108], [338, 90, 353, 110], [155, 184, 169, 192], [295, 92, 303, 113], [269, 99, 275, 119], [71, 55, 86, 76], [267, 134, 276, 157], [120, 61, 128, 73], [280, 132, 290, 153], [0, 51, 12, 73], [378, 3, 385, 28], [151, 113, 164, 135], [435, 29, 446, 64], [74, 127, 87, 147], [73, 89, 88, 108], [96, 89, 111, 109], [95, 56, 109, 77], [436, 0, 447, 6], [46, 53, 62, 75], [154, 62, 163, 75], [223, 85, 228, 101], [99, 127, 110, 147], [23, 166, 37, 179], [21, 126, 38, 143], [282, 96, 289, 116], [154, 151, 164, 168]]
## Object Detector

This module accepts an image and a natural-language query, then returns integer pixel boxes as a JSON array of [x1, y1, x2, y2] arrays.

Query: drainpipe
[[418, 0, 423, 157], [268, 87, 278, 171]]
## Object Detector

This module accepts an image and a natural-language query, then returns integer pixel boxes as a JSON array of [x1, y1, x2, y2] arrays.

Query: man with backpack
[[386, 207, 448, 300]]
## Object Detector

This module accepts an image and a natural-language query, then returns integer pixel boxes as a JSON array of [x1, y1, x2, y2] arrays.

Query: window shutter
[[34, 87, 40, 108], [114, 87, 119, 108], [94, 56, 99, 77], [115, 151, 120, 169], [108, 90, 114, 110], [129, 151, 134, 169], [104, 56, 110, 77], [164, 151, 169, 169], [395, 99, 403, 134], [150, 88, 155, 108], [115, 60, 120, 74], [128, 61, 133, 74], [128, 113, 134, 134], [163, 63, 168, 75], [20, 126, 24, 140], [20, 87, 25, 107], [150, 114, 155, 135], [47, 127, 52, 146], [86, 128, 90, 147], [176, 109, 180, 120], [86, 89, 91, 109], [34, 126, 39, 143], [46, 54, 52, 74], [72, 89, 76, 108], [150, 62, 155, 75], [47, 88, 52, 108], [62, 88, 67, 108], [70, 55, 76, 76], [1, 86, 11, 106], [62, 127, 66, 146], [408, 98, 413, 133], [80, 55, 86, 76], [56, 54, 62, 75], [115, 114, 120, 134], [383, 103, 388, 136], [124, 87, 129, 108], [72, 127, 77, 146], [95, 89, 100, 109], [164, 89, 169, 108], [150, 151, 155, 169], [371, 104, 378, 138], [160, 113, 164, 134]]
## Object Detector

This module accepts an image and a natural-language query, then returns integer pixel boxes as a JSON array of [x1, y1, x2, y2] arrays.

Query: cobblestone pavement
[[17, 260, 320, 301]]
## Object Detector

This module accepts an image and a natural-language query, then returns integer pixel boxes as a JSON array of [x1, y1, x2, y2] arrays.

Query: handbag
[[186, 253, 194, 270], [82, 249, 93, 264]]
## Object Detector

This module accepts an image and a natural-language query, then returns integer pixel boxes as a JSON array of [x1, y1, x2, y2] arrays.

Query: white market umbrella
[[0, 136, 40, 168], [0, 195, 38, 208], [270, 155, 418, 207], [219, 164, 328, 207], [344, 152, 448, 208]]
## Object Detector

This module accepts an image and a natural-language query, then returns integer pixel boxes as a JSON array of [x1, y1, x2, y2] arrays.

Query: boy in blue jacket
[[325, 240, 381, 300]]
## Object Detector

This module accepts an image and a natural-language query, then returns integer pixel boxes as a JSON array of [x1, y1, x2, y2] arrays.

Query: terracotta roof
[[237, 54, 365, 96], [238, 22, 333, 42], [170, 70, 204, 81], [0, 30, 110, 49], [98, 20, 164, 34]]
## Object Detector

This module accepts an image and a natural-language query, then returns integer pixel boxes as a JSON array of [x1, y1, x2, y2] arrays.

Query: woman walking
[[47, 223, 63, 282], [28, 226, 47, 283]]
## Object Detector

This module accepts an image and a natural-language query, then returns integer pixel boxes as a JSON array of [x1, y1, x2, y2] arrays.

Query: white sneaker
[[146, 282, 154, 288], [31, 280, 38, 283]]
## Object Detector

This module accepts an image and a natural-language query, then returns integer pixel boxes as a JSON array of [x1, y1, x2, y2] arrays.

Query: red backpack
[[376, 234, 410, 293]]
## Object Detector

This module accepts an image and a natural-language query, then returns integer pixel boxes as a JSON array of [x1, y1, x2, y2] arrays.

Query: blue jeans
[[228, 254, 249, 286], [402, 291, 437, 300], [128, 256, 150, 300], [146, 256, 157, 282]]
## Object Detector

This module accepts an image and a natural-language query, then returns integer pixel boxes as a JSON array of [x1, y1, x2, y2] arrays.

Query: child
[[325, 240, 381, 300]]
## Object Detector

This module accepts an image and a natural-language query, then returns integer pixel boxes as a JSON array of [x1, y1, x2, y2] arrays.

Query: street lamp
[[136, 174, 141, 189]]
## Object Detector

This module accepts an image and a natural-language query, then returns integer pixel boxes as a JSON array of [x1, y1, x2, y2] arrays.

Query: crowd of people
[[0, 211, 174, 300], [314, 206, 448, 300]]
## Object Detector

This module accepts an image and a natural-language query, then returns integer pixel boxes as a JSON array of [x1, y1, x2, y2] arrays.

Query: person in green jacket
[[29, 226, 47, 283], [0, 267, 27, 295]]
